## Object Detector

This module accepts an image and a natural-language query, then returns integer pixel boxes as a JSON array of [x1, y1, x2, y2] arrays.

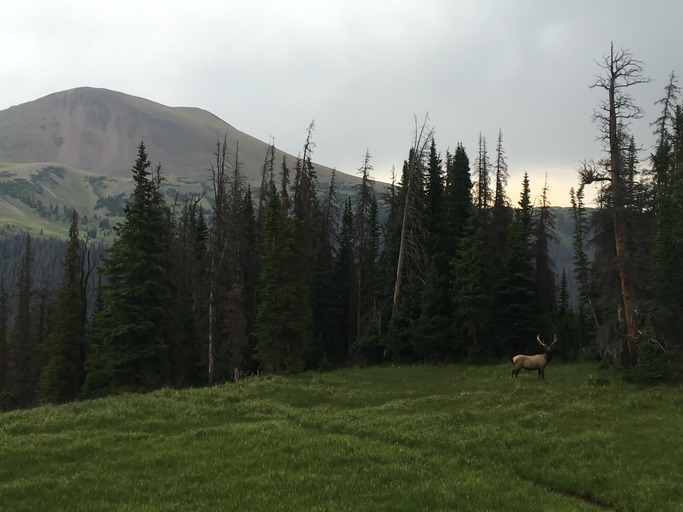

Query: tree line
[[0, 44, 681, 409]]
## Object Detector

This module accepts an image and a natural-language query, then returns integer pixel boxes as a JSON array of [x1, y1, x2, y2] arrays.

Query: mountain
[[0, 87, 363, 238], [0, 87, 349, 181]]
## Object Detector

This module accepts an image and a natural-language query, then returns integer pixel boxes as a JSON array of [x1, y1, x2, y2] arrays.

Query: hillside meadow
[[0, 363, 681, 511]]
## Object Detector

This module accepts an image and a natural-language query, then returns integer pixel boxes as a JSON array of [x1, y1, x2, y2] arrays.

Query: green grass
[[1, 363, 682, 511]]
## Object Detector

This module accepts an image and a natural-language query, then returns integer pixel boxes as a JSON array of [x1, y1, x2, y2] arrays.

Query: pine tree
[[5, 234, 34, 407], [388, 118, 432, 359], [354, 150, 377, 340], [309, 171, 341, 368], [164, 195, 200, 389], [254, 184, 302, 372], [0, 276, 7, 405], [652, 103, 683, 352], [531, 175, 557, 330], [83, 141, 170, 394], [443, 144, 472, 240], [335, 197, 356, 362], [451, 218, 490, 359], [488, 130, 513, 300], [474, 133, 492, 217], [493, 218, 538, 357], [38, 210, 88, 403]]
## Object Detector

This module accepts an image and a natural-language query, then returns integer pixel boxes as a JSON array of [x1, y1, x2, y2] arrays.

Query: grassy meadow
[[1, 363, 682, 511]]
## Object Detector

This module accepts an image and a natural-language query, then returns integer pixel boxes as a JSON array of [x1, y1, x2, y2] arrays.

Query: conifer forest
[[2, 45, 683, 410]]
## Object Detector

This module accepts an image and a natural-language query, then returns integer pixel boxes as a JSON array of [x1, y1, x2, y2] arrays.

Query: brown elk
[[511, 334, 557, 379]]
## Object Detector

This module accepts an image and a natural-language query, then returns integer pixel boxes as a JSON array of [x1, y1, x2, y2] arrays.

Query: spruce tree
[[0, 276, 7, 404], [531, 175, 557, 331], [38, 210, 88, 403], [354, 150, 378, 342], [254, 184, 302, 372], [83, 141, 170, 394], [309, 172, 341, 368], [451, 218, 490, 359], [5, 234, 34, 408], [493, 218, 537, 357]]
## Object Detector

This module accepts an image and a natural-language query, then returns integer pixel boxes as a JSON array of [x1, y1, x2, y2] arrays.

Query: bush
[[625, 325, 683, 385]]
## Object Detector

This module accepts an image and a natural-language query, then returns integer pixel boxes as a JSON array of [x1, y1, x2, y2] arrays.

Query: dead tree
[[586, 43, 651, 365]]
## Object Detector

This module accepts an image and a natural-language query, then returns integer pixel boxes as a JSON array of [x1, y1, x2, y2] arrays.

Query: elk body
[[511, 335, 557, 379]]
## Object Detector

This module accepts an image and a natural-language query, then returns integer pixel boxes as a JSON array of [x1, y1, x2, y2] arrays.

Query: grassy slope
[[1, 364, 682, 511], [0, 163, 362, 241]]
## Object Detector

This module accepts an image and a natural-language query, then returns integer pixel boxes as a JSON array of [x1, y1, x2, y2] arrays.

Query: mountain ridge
[[0, 87, 364, 238], [0, 86, 349, 183]]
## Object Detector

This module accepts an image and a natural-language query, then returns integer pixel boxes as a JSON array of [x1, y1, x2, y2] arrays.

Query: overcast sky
[[1, 0, 681, 206]]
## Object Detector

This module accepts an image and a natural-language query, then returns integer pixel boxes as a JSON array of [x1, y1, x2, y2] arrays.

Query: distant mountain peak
[[0, 87, 341, 184]]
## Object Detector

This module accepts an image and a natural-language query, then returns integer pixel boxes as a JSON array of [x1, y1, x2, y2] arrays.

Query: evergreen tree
[[443, 143, 473, 243], [493, 218, 538, 357], [388, 118, 432, 359], [474, 133, 492, 217], [309, 172, 341, 368], [354, 150, 378, 341], [0, 276, 7, 405], [488, 130, 513, 306], [4, 234, 35, 408], [38, 210, 88, 403], [531, 175, 557, 331], [254, 184, 303, 372], [83, 141, 170, 394], [555, 269, 580, 360], [164, 196, 199, 388], [425, 139, 444, 237], [451, 218, 490, 359], [334, 197, 356, 362], [255, 123, 320, 373], [652, 103, 683, 352]]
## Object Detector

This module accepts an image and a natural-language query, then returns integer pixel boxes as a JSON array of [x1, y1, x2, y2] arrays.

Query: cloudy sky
[[1, 0, 681, 206]]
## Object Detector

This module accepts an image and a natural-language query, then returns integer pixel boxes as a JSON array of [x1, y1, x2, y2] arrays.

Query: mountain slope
[[0, 86, 354, 184], [0, 87, 363, 237]]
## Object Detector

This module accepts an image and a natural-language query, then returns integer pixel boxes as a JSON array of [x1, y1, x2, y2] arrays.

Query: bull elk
[[511, 334, 557, 379]]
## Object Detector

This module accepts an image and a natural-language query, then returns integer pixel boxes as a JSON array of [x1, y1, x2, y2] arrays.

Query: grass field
[[1, 363, 682, 511]]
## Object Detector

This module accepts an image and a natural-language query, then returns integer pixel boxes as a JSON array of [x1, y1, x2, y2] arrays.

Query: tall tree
[[83, 141, 170, 394], [443, 143, 473, 245], [451, 218, 489, 359], [207, 137, 231, 382], [354, 150, 377, 338], [474, 132, 492, 217], [0, 275, 7, 405], [4, 234, 34, 408], [38, 210, 89, 403], [489, 129, 513, 283], [581, 43, 651, 365], [255, 124, 320, 373], [531, 175, 557, 329], [253, 183, 302, 372], [388, 116, 432, 359], [651, 101, 683, 352]]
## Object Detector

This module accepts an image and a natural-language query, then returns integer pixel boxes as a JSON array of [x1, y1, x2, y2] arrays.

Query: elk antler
[[536, 334, 545, 348], [551, 334, 558, 346]]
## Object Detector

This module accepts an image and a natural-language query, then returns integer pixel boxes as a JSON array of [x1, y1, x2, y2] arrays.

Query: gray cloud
[[1, 0, 681, 206]]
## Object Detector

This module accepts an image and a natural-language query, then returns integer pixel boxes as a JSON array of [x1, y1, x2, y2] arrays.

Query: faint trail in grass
[[518, 474, 620, 511]]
